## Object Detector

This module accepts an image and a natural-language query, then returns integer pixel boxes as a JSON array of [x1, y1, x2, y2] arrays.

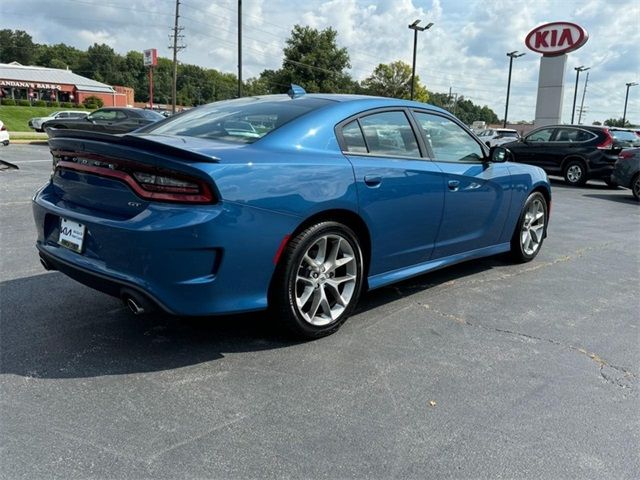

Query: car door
[[338, 109, 445, 276], [512, 127, 557, 169], [104, 110, 134, 134], [85, 110, 117, 132], [411, 110, 512, 259]]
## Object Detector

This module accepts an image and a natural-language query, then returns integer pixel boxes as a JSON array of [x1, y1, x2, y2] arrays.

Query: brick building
[[0, 62, 133, 107]]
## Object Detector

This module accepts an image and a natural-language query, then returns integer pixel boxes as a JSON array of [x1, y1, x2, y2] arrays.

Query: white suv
[[29, 111, 88, 132], [478, 128, 520, 147]]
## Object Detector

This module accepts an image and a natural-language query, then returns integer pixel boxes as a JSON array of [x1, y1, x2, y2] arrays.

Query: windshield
[[144, 96, 334, 144], [139, 109, 165, 120], [611, 130, 638, 141], [498, 131, 518, 137]]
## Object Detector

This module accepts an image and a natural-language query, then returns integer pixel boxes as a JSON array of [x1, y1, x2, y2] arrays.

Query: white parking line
[[4, 159, 52, 163]]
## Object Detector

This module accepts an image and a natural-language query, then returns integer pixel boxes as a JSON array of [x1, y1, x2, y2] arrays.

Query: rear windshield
[[611, 130, 638, 141], [144, 96, 334, 144]]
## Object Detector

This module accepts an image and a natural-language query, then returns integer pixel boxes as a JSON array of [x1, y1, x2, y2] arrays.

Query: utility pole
[[238, 0, 242, 97], [622, 82, 638, 125], [578, 71, 589, 125], [504, 51, 525, 127], [169, 0, 185, 114], [571, 66, 589, 124], [408, 20, 433, 101]]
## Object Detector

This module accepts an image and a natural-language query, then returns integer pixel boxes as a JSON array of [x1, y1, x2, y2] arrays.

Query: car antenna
[[287, 84, 306, 99]]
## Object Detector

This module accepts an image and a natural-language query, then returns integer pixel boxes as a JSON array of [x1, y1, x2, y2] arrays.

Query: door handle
[[364, 175, 382, 187], [448, 180, 460, 191]]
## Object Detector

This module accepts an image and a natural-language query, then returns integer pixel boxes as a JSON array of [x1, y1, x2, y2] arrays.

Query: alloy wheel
[[521, 198, 545, 256], [633, 176, 640, 199], [294, 234, 357, 326], [566, 164, 583, 184]]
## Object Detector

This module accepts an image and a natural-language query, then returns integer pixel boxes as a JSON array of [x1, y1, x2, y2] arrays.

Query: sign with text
[[143, 48, 158, 67], [525, 22, 588, 56]]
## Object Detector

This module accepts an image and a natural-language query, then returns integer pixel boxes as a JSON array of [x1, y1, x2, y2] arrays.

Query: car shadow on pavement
[[0, 257, 503, 380], [582, 193, 637, 205]]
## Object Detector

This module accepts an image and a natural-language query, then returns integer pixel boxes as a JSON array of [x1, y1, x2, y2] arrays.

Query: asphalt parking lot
[[1, 144, 638, 479]]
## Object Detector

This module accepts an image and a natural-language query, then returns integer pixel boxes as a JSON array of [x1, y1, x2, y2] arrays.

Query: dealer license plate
[[58, 218, 86, 253]]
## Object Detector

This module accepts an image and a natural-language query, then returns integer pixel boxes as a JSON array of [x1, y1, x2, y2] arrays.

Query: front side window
[[358, 111, 420, 158], [527, 128, 554, 142], [88, 110, 117, 121], [413, 111, 483, 163]]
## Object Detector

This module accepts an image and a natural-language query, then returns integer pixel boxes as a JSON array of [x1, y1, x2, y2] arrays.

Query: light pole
[[504, 51, 525, 128], [622, 82, 638, 125], [238, 0, 242, 97], [571, 66, 589, 124], [408, 19, 433, 101]]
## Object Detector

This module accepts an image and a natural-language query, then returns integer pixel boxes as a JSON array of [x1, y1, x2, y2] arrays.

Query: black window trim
[[335, 107, 430, 161], [409, 109, 489, 164]]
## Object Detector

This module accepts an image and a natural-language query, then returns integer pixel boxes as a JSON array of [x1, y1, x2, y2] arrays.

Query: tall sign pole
[[143, 49, 158, 109]]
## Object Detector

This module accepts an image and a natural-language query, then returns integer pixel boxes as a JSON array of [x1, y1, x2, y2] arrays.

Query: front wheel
[[271, 222, 364, 339], [511, 192, 548, 263], [632, 174, 640, 201], [564, 160, 587, 186]]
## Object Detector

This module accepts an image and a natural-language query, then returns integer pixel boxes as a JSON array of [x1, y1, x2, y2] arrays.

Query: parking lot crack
[[423, 304, 637, 390]]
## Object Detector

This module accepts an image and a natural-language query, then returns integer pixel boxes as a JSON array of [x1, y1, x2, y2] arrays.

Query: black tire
[[604, 177, 619, 189], [632, 173, 640, 201], [2, 141, 8, 146], [563, 159, 587, 186], [510, 191, 548, 263], [270, 221, 364, 339]]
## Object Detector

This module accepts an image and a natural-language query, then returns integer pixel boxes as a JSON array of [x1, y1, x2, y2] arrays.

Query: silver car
[[29, 111, 89, 132]]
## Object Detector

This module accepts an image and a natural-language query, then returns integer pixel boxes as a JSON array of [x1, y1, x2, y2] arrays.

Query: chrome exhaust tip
[[126, 297, 145, 315], [40, 257, 51, 271], [121, 288, 155, 316]]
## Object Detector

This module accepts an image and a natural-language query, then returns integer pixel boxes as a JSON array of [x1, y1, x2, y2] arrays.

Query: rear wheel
[[271, 221, 364, 339], [511, 192, 548, 263], [604, 177, 619, 189], [2, 140, 8, 146], [632, 174, 640, 201], [564, 160, 587, 186]]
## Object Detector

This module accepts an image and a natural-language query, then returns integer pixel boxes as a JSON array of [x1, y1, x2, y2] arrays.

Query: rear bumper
[[33, 182, 300, 316]]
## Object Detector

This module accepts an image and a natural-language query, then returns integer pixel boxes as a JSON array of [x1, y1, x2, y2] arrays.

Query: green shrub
[[34, 100, 47, 107], [1, 98, 16, 106], [85, 103, 98, 110], [71, 103, 84, 109], [17, 99, 31, 106], [48, 101, 60, 107], [82, 95, 104, 108]]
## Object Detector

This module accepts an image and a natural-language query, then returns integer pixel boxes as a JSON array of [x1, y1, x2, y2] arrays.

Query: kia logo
[[525, 22, 588, 56]]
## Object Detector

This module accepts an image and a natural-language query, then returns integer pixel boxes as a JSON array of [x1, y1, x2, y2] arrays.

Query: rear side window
[[342, 120, 367, 153], [358, 111, 420, 158], [145, 96, 334, 144], [554, 128, 594, 142]]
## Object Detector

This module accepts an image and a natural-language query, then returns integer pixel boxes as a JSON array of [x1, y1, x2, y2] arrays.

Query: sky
[[1, 0, 639, 125]]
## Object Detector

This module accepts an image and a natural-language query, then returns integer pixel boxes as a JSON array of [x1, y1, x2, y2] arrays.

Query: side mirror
[[489, 146, 513, 163]]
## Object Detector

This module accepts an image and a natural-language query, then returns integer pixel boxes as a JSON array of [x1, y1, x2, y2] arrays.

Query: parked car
[[29, 111, 89, 132], [0, 120, 9, 146], [610, 128, 640, 148], [42, 107, 164, 135], [33, 90, 551, 338], [612, 148, 640, 200], [478, 128, 520, 147], [503, 125, 625, 186]]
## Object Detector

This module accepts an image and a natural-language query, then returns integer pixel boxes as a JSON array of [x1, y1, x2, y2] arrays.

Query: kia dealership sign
[[525, 22, 588, 56]]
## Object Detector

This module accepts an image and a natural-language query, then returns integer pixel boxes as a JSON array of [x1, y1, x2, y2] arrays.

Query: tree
[[260, 25, 354, 94], [0, 29, 36, 64], [361, 61, 429, 102], [592, 120, 602, 126], [604, 118, 632, 128], [427, 91, 499, 125]]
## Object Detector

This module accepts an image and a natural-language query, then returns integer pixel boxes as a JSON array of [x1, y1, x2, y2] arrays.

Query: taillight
[[0, 125, 6, 131], [597, 129, 614, 150], [53, 152, 215, 204], [619, 150, 634, 160]]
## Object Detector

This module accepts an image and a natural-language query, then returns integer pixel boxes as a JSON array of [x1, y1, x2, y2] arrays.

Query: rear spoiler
[[47, 129, 220, 163]]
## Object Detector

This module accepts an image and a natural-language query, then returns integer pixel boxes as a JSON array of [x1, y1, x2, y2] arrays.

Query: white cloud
[[1, 0, 638, 124]]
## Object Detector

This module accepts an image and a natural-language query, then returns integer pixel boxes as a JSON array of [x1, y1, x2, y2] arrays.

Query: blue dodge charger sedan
[[33, 89, 551, 338]]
